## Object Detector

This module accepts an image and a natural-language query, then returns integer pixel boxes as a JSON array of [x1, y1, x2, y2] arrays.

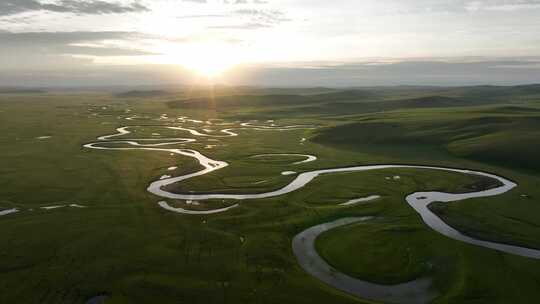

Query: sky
[[1, 0, 540, 87]]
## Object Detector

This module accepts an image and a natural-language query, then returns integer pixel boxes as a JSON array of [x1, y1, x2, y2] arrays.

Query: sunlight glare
[[156, 41, 243, 78], [182, 55, 238, 78]]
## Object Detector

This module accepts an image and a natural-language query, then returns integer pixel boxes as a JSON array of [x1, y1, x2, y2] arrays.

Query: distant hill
[[115, 90, 169, 98], [329, 95, 472, 113], [452, 84, 540, 101], [0, 87, 46, 94], [167, 94, 314, 109], [255, 95, 476, 118], [314, 112, 540, 172], [508, 84, 540, 95], [167, 90, 377, 110], [307, 90, 377, 101], [396, 95, 469, 107]]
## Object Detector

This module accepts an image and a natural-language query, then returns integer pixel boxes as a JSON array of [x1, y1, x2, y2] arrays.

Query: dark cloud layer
[[0, 30, 143, 45], [0, 31, 156, 66], [0, 0, 148, 17], [2, 59, 540, 87], [229, 60, 540, 87]]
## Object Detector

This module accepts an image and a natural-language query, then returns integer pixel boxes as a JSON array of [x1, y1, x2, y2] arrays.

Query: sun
[[147, 40, 245, 78], [181, 55, 237, 78], [153, 41, 243, 78]]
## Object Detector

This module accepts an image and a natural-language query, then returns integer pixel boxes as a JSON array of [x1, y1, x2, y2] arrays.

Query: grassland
[[1, 85, 540, 303]]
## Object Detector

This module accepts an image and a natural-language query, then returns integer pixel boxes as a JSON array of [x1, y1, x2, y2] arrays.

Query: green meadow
[[1, 85, 540, 303]]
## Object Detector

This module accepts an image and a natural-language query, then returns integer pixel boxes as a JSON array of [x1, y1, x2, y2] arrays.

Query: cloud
[[233, 9, 290, 23], [59, 45, 157, 56], [176, 14, 228, 19], [176, 7, 288, 25], [465, 0, 540, 11], [0, 30, 156, 61], [223, 0, 268, 4], [0, 30, 141, 45], [367, 0, 540, 15], [207, 22, 271, 30], [0, 0, 149, 17], [205, 8, 290, 30]]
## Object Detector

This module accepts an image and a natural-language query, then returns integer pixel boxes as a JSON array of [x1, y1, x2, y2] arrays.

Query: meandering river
[[82, 117, 540, 304]]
